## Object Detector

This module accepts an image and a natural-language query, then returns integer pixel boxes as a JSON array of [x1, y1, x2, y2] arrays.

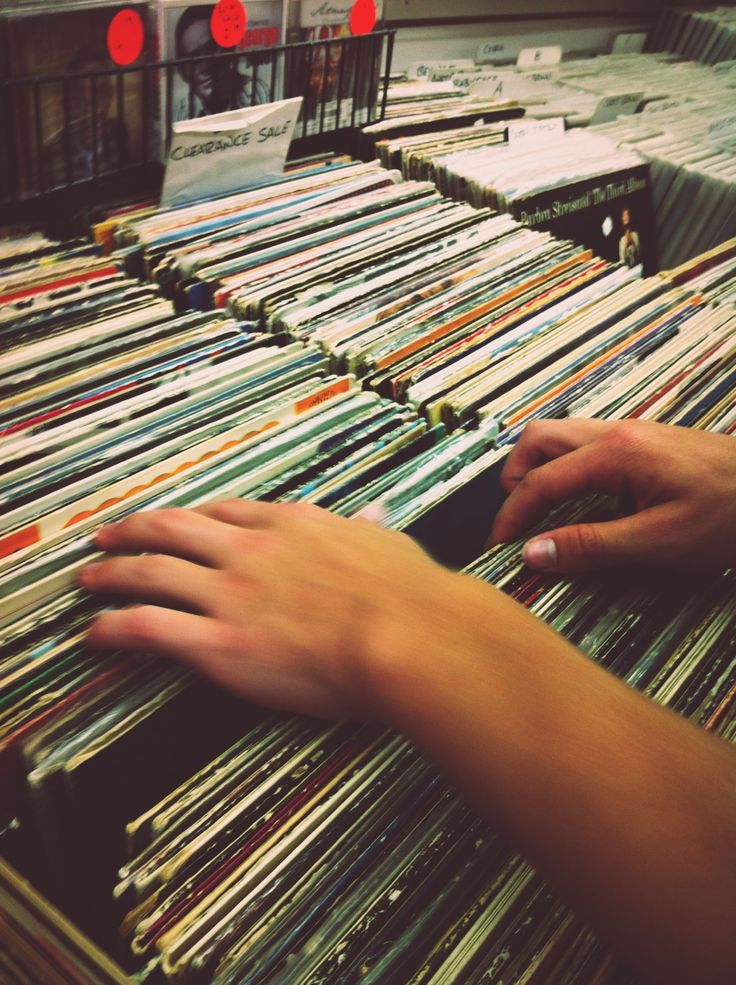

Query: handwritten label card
[[519, 68, 560, 84], [642, 96, 694, 115], [470, 72, 537, 101], [406, 59, 474, 80], [300, 0, 383, 27], [590, 91, 643, 125], [507, 116, 565, 147], [161, 98, 302, 207], [707, 114, 736, 148], [452, 70, 511, 91], [516, 46, 562, 70], [476, 40, 509, 64]]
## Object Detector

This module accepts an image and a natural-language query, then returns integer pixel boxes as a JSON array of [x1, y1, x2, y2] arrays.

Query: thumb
[[522, 512, 665, 573]]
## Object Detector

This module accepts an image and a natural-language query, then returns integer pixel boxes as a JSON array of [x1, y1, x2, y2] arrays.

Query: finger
[[492, 442, 627, 544], [88, 606, 347, 718], [500, 418, 611, 493], [87, 605, 235, 682], [194, 499, 279, 529], [80, 554, 220, 614], [521, 504, 681, 573], [95, 508, 239, 567]]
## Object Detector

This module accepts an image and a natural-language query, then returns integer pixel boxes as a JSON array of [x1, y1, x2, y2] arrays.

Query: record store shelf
[[0, 28, 395, 231]]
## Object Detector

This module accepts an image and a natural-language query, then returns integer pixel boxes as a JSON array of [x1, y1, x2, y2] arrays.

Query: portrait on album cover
[[618, 207, 641, 269], [162, 0, 282, 127]]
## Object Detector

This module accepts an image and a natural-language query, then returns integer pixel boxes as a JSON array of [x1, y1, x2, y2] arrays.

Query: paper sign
[[161, 98, 302, 208], [507, 116, 565, 146], [476, 40, 509, 64], [469, 78, 506, 101], [516, 46, 561, 70], [406, 59, 474, 80], [590, 91, 643, 125], [612, 32, 646, 54]]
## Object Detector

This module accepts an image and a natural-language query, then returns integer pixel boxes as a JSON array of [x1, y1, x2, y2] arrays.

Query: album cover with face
[[0, 1, 152, 198], [509, 164, 657, 277], [158, 0, 284, 155]]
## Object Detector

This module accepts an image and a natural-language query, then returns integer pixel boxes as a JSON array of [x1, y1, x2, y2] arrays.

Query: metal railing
[[0, 29, 394, 224]]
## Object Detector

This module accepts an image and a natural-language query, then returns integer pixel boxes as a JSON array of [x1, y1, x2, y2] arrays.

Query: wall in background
[[383, 0, 663, 70]]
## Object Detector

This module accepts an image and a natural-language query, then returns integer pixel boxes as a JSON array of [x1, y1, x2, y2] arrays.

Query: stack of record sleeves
[[1, 173, 735, 981], [551, 52, 736, 121], [549, 54, 736, 269], [111, 566, 736, 985], [590, 117, 736, 271], [489, 54, 736, 270], [107, 158, 666, 408], [0, 221, 506, 957], [0, 857, 131, 984], [650, 5, 736, 63], [376, 128, 657, 272], [376, 53, 735, 271], [103, 245, 736, 985]]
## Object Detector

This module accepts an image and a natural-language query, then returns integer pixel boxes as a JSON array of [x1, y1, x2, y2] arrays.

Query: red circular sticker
[[107, 8, 145, 66], [211, 0, 247, 49], [350, 0, 377, 36]]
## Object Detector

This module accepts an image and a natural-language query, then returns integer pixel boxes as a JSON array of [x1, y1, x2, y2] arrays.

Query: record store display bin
[[3, 168, 736, 982], [3, 6, 736, 980], [0, 26, 394, 229]]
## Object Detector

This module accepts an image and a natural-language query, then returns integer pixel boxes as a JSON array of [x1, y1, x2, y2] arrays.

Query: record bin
[[0, 28, 395, 232]]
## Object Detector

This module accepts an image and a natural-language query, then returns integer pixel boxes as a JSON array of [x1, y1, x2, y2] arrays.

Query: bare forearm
[[378, 575, 736, 984]]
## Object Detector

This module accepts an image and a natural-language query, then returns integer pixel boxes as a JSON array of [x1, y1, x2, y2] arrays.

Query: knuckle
[[122, 607, 162, 648], [517, 468, 543, 496], [499, 468, 523, 494], [273, 501, 323, 529], [212, 620, 243, 657], [136, 553, 171, 583], [567, 522, 606, 561], [217, 570, 249, 601], [276, 501, 316, 519], [238, 527, 276, 555], [523, 419, 546, 440], [219, 498, 242, 511], [142, 510, 180, 540], [210, 499, 244, 522], [604, 421, 639, 451]]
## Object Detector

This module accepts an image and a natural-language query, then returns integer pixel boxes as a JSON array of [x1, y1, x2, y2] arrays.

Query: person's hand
[[81, 501, 468, 720], [79, 474, 736, 985], [491, 418, 736, 573]]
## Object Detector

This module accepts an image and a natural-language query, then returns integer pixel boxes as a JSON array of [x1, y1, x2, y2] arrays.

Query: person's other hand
[[81, 501, 464, 720], [491, 419, 736, 573]]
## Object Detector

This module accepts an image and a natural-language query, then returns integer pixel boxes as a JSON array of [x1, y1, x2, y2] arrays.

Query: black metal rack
[[0, 29, 395, 231]]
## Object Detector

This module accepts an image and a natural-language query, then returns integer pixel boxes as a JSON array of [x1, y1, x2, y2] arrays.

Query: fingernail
[[523, 538, 557, 569]]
